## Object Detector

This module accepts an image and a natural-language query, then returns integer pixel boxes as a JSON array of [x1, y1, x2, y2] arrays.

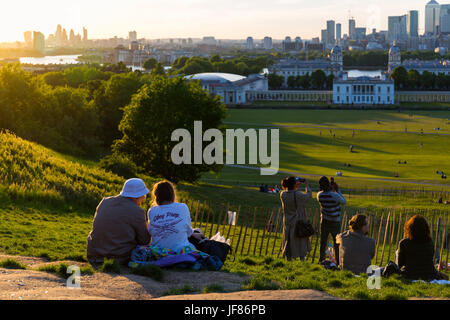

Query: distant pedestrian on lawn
[[317, 176, 346, 265], [280, 176, 312, 261], [87, 178, 151, 267], [336, 214, 375, 274], [396, 215, 448, 280]]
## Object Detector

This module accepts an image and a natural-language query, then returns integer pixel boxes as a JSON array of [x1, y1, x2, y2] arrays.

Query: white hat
[[120, 178, 149, 198]]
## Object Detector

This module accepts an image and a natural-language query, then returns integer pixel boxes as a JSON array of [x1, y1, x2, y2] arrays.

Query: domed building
[[268, 46, 344, 88], [388, 43, 402, 73], [388, 43, 450, 75], [185, 72, 268, 105]]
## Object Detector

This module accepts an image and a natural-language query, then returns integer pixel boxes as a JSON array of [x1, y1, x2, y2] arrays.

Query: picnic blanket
[[128, 245, 223, 271]]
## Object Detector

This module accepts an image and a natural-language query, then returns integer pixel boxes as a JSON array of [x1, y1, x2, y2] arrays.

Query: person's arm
[[397, 240, 406, 268], [134, 209, 151, 245], [332, 191, 347, 205], [184, 204, 195, 238]]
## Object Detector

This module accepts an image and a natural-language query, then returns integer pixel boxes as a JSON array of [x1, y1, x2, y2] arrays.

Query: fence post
[[438, 213, 448, 271], [228, 205, 241, 248], [434, 216, 441, 264], [198, 200, 206, 231], [214, 204, 225, 236], [204, 201, 212, 238], [375, 211, 385, 265], [380, 211, 392, 267], [239, 208, 252, 256], [311, 209, 321, 263], [193, 200, 200, 228], [387, 212, 397, 264], [259, 208, 273, 256], [271, 208, 283, 256], [266, 208, 280, 256], [222, 203, 230, 236], [246, 208, 257, 256], [253, 210, 262, 257]]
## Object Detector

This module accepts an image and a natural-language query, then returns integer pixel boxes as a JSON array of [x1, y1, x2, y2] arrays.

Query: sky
[[0, 0, 433, 42]]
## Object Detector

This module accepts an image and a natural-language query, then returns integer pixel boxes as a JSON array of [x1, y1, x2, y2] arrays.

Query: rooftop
[[185, 72, 246, 83]]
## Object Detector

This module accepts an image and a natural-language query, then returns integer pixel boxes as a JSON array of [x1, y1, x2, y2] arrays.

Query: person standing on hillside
[[87, 178, 151, 267], [280, 176, 312, 261], [317, 176, 346, 265]]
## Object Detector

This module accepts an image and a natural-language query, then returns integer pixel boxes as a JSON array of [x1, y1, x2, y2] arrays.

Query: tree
[[268, 74, 284, 89], [407, 70, 421, 90], [311, 69, 327, 90], [210, 54, 222, 63], [152, 63, 166, 75], [298, 74, 311, 89], [113, 76, 227, 183], [390, 66, 407, 90], [326, 74, 335, 90], [143, 58, 158, 71], [421, 71, 435, 90], [287, 76, 296, 89]]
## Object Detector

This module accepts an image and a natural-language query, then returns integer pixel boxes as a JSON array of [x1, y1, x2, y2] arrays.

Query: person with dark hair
[[336, 214, 375, 274], [317, 176, 346, 264], [148, 180, 203, 253], [397, 215, 448, 280], [87, 178, 151, 267], [280, 176, 312, 261]]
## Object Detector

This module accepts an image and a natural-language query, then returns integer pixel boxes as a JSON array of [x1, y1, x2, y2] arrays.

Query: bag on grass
[[196, 239, 232, 263]]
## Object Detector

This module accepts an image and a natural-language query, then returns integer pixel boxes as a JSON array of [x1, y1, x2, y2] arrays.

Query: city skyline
[[0, 0, 438, 43]]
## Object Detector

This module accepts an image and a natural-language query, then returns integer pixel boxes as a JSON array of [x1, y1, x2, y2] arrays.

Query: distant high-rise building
[[336, 23, 342, 43], [202, 36, 217, 45], [69, 29, 75, 43], [263, 36, 273, 50], [83, 27, 88, 42], [321, 29, 328, 44], [62, 29, 68, 42], [425, 0, 440, 35], [440, 4, 450, 34], [407, 10, 419, 37], [388, 15, 407, 42], [349, 19, 356, 39], [327, 20, 335, 45], [24, 31, 33, 47], [129, 31, 137, 42], [354, 28, 367, 41], [33, 31, 45, 53], [246, 36, 254, 49]]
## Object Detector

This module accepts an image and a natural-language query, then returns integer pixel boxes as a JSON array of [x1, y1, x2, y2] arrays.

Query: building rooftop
[[334, 75, 393, 84], [185, 72, 246, 83]]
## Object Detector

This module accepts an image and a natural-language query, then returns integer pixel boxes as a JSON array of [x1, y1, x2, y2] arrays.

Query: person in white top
[[148, 181, 203, 253]]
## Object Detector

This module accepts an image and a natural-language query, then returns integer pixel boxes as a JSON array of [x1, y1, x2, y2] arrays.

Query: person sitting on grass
[[336, 214, 375, 275], [148, 180, 203, 253], [396, 215, 448, 281], [87, 178, 151, 267]]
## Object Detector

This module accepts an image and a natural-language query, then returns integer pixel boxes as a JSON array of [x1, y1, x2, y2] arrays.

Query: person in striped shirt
[[317, 176, 347, 265]]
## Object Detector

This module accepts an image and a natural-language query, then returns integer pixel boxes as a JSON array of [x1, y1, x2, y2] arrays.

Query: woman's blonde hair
[[151, 180, 177, 206]]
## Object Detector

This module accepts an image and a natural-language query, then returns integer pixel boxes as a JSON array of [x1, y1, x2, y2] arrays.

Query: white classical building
[[185, 73, 268, 105], [269, 45, 344, 87], [333, 73, 395, 105]]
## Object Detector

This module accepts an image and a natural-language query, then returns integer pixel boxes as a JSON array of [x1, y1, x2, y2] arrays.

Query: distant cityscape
[[3, 0, 450, 70]]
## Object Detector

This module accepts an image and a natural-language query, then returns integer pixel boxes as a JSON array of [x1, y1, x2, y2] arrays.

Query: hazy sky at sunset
[[0, 0, 432, 42]]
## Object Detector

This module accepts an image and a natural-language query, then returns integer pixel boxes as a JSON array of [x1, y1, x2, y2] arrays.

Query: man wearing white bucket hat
[[87, 178, 151, 266]]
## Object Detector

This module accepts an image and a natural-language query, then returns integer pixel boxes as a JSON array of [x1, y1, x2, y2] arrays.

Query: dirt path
[[0, 254, 337, 300]]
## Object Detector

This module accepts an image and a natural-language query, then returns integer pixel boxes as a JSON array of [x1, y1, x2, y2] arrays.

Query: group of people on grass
[[86, 176, 448, 281], [280, 175, 448, 280]]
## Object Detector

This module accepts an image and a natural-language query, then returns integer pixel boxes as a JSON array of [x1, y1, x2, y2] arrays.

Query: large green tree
[[113, 76, 227, 183]]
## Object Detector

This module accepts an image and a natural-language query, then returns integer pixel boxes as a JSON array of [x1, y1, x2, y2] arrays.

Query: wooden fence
[[180, 198, 450, 270]]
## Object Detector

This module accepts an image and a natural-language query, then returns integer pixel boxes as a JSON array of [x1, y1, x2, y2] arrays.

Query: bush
[[99, 154, 139, 179], [0, 258, 27, 269]]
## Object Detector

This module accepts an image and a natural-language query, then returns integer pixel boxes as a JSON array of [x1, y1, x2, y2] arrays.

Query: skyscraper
[[349, 19, 356, 39], [388, 15, 407, 42], [336, 23, 342, 43], [129, 31, 137, 42], [33, 31, 45, 53], [321, 29, 328, 44], [425, 0, 440, 35], [24, 31, 33, 47], [440, 4, 450, 34], [246, 37, 254, 49], [263, 36, 273, 50], [407, 10, 419, 37], [327, 20, 335, 46], [83, 27, 88, 42]]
